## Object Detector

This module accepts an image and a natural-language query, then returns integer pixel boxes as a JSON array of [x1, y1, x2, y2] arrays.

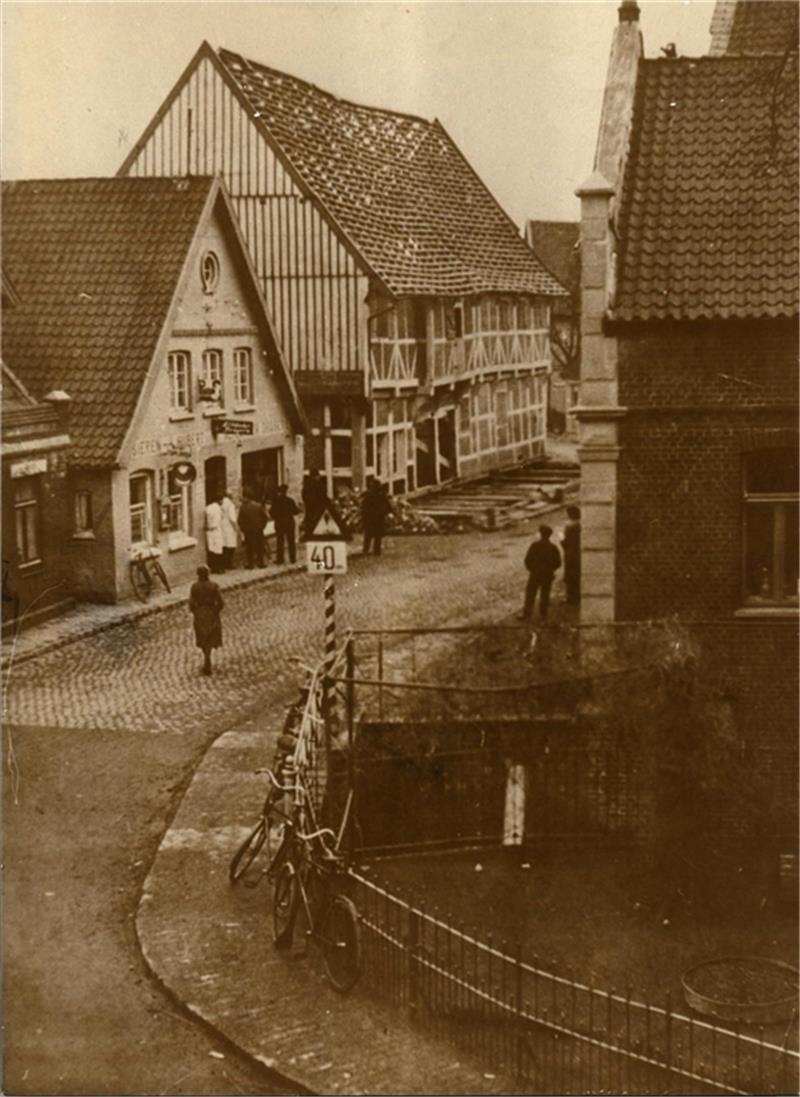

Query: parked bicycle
[[229, 672, 319, 885], [272, 821, 361, 993], [129, 548, 171, 603], [229, 766, 308, 886]]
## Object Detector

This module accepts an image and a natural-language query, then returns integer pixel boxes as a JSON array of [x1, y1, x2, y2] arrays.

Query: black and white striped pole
[[306, 508, 348, 758], [322, 573, 336, 728]]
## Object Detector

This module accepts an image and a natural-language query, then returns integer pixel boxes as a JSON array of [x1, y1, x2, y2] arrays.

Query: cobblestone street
[[4, 523, 552, 735], [3, 518, 565, 1094]]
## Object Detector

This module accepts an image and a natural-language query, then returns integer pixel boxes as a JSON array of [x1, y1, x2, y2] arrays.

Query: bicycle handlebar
[[296, 826, 337, 847], [257, 767, 306, 796]]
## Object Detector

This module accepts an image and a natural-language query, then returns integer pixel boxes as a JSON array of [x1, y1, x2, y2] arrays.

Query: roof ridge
[[1, 175, 216, 188], [217, 46, 435, 129]]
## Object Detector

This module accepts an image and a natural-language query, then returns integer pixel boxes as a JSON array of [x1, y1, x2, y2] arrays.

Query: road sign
[[309, 508, 346, 541], [306, 540, 347, 574]]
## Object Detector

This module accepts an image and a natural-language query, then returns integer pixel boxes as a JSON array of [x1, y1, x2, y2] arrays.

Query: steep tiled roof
[[613, 54, 799, 321], [1, 177, 213, 465], [709, 0, 798, 56], [217, 48, 565, 299], [525, 221, 580, 292]]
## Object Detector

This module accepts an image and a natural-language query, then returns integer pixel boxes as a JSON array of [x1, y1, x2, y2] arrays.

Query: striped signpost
[[306, 510, 347, 747]]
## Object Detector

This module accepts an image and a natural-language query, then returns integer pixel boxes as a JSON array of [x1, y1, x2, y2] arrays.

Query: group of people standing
[[203, 484, 302, 575], [191, 475, 579, 677]]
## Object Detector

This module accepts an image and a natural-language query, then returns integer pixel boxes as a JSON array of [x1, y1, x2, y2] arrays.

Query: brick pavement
[[3, 524, 560, 735], [6, 514, 569, 1093]]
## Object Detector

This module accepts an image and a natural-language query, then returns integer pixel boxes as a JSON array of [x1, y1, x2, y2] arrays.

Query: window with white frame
[[743, 449, 798, 606], [158, 467, 193, 537], [74, 490, 94, 535], [168, 351, 192, 413], [14, 477, 41, 565], [200, 348, 224, 404], [233, 347, 253, 405], [129, 472, 154, 546]]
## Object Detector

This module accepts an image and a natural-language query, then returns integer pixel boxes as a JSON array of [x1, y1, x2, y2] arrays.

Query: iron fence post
[[515, 943, 524, 1084], [346, 636, 356, 854], [407, 901, 420, 1018]]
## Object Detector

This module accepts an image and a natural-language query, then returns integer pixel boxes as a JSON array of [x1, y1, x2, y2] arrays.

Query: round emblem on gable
[[200, 251, 220, 294]]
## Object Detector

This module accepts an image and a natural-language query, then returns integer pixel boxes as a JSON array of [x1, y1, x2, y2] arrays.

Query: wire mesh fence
[[351, 871, 800, 1096]]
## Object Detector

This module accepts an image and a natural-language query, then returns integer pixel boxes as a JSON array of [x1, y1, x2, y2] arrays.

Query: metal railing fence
[[350, 871, 800, 1096]]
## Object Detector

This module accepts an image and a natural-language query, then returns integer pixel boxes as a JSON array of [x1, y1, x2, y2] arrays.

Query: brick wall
[[614, 317, 798, 760]]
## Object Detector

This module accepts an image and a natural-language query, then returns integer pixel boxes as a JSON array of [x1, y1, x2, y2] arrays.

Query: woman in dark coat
[[189, 565, 224, 675]]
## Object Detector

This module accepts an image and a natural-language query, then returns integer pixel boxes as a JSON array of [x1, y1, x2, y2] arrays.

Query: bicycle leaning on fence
[[129, 548, 171, 603], [272, 812, 362, 993], [229, 669, 320, 885]]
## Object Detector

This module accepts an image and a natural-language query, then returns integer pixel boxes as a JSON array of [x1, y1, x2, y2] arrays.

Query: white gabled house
[[2, 176, 306, 603]]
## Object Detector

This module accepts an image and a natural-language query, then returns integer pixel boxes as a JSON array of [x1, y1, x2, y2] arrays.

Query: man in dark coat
[[301, 469, 328, 539], [189, 565, 223, 676], [519, 524, 561, 622], [237, 492, 267, 568], [562, 505, 581, 606], [270, 484, 300, 565], [361, 478, 392, 555]]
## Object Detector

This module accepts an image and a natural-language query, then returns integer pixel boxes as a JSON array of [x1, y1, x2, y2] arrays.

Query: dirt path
[[3, 721, 298, 1096]]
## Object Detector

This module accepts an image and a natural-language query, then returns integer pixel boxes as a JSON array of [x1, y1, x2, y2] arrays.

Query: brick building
[[575, 0, 798, 822], [2, 177, 305, 604], [1, 357, 72, 631], [119, 43, 566, 497]]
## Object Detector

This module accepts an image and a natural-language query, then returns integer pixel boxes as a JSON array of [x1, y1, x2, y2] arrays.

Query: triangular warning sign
[[311, 508, 345, 540]]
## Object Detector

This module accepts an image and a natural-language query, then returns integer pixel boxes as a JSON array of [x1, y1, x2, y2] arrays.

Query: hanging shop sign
[[212, 419, 255, 437], [171, 461, 197, 486]]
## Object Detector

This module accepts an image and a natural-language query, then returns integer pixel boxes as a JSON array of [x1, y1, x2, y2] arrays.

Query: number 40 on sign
[[306, 541, 347, 574]]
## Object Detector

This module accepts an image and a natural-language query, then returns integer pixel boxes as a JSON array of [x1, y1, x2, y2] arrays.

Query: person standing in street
[[361, 478, 392, 555], [204, 492, 224, 575], [270, 484, 300, 565], [519, 524, 561, 622], [562, 505, 581, 606], [189, 565, 224, 676], [220, 490, 239, 572], [301, 469, 328, 539], [237, 492, 268, 568]]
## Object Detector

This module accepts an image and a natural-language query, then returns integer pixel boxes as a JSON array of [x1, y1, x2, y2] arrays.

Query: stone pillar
[[573, 174, 623, 623]]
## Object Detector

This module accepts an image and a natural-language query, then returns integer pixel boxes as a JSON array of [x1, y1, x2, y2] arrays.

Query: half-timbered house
[[120, 43, 565, 496], [525, 220, 580, 437], [2, 176, 305, 604]]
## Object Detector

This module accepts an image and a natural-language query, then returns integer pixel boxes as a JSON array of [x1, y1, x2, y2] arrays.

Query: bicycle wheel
[[320, 894, 361, 992], [130, 560, 152, 603], [272, 863, 299, 949], [229, 818, 267, 884], [152, 560, 171, 594]]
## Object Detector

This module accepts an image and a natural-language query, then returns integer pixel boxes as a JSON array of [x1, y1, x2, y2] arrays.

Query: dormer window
[[200, 251, 220, 294]]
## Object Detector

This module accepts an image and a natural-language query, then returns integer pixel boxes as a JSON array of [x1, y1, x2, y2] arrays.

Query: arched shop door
[[204, 455, 227, 504]]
